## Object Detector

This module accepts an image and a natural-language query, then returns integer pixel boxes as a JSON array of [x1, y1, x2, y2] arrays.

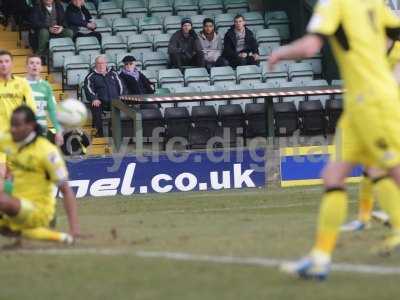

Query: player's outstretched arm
[[268, 34, 324, 70], [59, 181, 80, 237]]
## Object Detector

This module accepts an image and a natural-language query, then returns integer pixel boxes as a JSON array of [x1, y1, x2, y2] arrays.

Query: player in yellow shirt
[[341, 40, 400, 232], [0, 49, 36, 178], [0, 105, 80, 243], [269, 0, 400, 279]]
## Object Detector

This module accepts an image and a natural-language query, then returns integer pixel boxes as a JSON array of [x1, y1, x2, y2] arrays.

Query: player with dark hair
[[0, 106, 80, 243]]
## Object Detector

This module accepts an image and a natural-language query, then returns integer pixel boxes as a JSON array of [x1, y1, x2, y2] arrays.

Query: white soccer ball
[[57, 99, 88, 129]]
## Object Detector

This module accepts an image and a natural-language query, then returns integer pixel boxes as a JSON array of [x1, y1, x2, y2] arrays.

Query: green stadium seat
[[257, 45, 275, 61], [195, 84, 224, 108], [243, 12, 265, 32], [300, 52, 323, 76], [85, 1, 97, 17], [149, 0, 173, 18], [139, 16, 163, 36], [92, 18, 112, 36], [256, 28, 281, 49], [76, 36, 101, 59], [223, 83, 253, 110], [184, 67, 210, 87], [303, 80, 330, 105], [101, 35, 127, 57], [265, 11, 290, 41], [215, 13, 235, 31], [164, 16, 182, 34], [174, 0, 199, 16], [63, 55, 90, 87], [141, 69, 158, 86], [171, 86, 200, 114], [112, 17, 138, 38], [127, 34, 153, 51], [153, 33, 171, 53], [223, 0, 249, 14], [159, 68, 184, 88], [236, 65, 262, 85], [98, 2, 122, 22], [331, 79, 343, 100], [261, 63, 288, 85], [288, 62, 314, 83], [210, 66, 236, 85], [123, 0, 148, 19], [199, 0, 224, 16], [143, 51, 168, 71], [49, 37, 75, 68], [278, 81, 305, 109]]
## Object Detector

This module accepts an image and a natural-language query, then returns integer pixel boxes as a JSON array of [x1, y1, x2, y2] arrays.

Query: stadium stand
[[0, 0, 344, 155]]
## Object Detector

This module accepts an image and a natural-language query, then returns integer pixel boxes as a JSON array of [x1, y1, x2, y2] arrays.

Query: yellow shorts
[[0, 152, 5, 164], [333, 96, 400, 170], [0, 199, 53, 232]]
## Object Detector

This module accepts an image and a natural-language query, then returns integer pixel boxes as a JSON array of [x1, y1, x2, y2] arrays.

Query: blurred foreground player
[[0, 49, 36, 178], [269, 0, 400, 279], [0, 106, 80, 243]]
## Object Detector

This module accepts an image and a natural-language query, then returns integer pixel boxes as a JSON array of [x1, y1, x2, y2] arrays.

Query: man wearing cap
[[119, 55, 154, 96], [168, 17, 205, 70]]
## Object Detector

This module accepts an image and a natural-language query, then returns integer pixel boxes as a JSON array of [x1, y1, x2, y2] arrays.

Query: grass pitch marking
[[12, 248, 400, 275]]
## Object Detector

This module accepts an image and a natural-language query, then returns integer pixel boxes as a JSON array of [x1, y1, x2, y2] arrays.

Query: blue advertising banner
[[62, 149, 266, 198], [280, 146, 363, 187]]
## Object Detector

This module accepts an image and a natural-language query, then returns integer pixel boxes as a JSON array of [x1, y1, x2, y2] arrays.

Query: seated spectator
[[168, 18, 204, 70], [65, 0, 101, 43], [84, 55, 124, 137], [198, 18, 226, 70], [119, 55, 154, 95], [30, 0, 73, 62], [221, 14, 259, 68]]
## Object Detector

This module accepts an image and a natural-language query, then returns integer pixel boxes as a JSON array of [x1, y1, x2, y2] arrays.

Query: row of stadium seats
[[82, 1, 289, 39], [121, 103, 267, 148], [49, 25, 283, 68], [76, 11, 284, 37], [119, 97, 343, 149], [274, 98, 343, 137]]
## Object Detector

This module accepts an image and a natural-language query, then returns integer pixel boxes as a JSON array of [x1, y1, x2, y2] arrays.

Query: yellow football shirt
[[307, 0, 400, 107], [0, 132, 69, 215], [0, 76, 36, 132]]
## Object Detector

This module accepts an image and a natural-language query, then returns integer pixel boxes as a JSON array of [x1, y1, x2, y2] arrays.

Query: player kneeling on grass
[[0, 106, 80, 243]]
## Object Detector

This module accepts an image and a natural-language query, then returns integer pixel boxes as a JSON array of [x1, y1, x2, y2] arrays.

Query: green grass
[[1, 185, 400, 300]]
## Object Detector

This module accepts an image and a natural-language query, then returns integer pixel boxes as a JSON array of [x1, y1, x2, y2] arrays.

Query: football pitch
[[1, 185, 400, 300]]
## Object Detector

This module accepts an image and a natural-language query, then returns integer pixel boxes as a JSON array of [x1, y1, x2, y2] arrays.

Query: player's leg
[[0, 192, 72, 243], [21, 227, 73, 244], [341, 174, 373, 232], [280, 115, 355, 279]]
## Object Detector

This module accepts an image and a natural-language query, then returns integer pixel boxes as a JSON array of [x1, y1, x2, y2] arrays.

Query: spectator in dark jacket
[[222, 14, 259, 68], [65, 0, 101, 43], [119, 55, 154, 95], [168, 17, 205, 70], [84, 55, 124, 137], [30, 0, 73, 59]]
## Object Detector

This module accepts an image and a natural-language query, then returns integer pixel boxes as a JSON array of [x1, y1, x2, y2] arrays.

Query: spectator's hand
[[92, 99, 102, 107], [56, 26, 63, 34], [252, 53, 259, 61], [239, 52, 248, 58], [49, 26, 57, 34], [54, 132, 64, 146], [87, 22, 96, 30]]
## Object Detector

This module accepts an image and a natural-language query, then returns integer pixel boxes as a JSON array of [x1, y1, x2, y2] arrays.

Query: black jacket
[[84, 70, 124, 104], [222, 26, 259, 62], [30, 1, 66, 30], [65, 3, 92, 34], [168, 29, 203, 58], [119, 71, 154, 95]]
